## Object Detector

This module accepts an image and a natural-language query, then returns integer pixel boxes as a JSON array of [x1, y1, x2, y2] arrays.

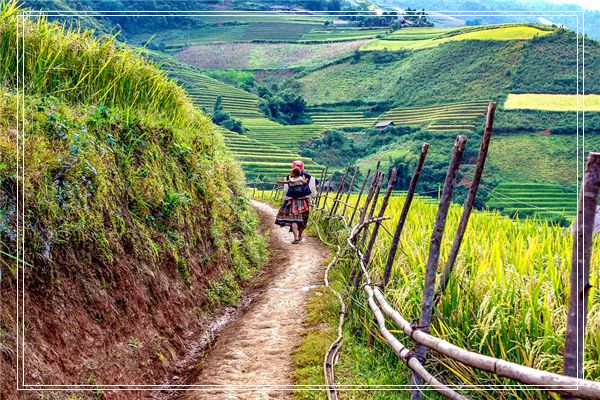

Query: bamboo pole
[[364, 168, 398, 266], [383, 143, 429, 287], [340, 166, 360, 218], [354, 172, 385, 289], [411, 135, 467, 400], [320, 176, 333, 212], [354, 169, 397, 290], [437, 102, 496, 297], [349, 169, 371, 227], [329, 167, 350, 218], [371, 287, 600, 400], [316, 166, 328, 208], [361, 172, 385, 246], [563, 152, 600, 395], [349, 170, 380, 286], [358, 168, 380, 226]]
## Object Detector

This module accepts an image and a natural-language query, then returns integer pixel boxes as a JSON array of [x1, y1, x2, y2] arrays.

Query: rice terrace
[[1, 0, 600, 399]]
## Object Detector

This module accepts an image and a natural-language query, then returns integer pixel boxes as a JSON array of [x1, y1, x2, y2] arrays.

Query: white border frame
[[10, 5, 587, 395]]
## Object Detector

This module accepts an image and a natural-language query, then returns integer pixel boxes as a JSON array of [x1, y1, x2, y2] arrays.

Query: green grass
[[504, 93, 600, 112], [299, 40, 523, 106], [361, 24, 554, 51], [300, 27, 389, 42], [0, 3, 266, 277], [220, 128, 324, 181], [487, 133, 600, 185], [241, 117, 326, 152], [383, 27, 452, 40]]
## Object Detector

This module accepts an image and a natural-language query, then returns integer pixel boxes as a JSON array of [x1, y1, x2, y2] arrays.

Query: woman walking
[[275, 160, 318, 244]]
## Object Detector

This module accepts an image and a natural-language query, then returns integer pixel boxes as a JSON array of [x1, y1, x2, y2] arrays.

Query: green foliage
[[258, 86, 312, 125], [300, 126, 416, 168], [204, 69, 256, 91], [212, 96, 245, 134]]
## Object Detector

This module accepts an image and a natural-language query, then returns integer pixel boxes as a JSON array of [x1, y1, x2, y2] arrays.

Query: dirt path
[[179, 200, 329, 400]]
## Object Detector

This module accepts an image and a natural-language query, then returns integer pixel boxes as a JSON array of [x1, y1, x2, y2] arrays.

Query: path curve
[[180, 200, 329, 400]]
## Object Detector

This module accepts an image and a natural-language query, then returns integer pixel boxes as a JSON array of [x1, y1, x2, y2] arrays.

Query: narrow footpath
[[180, 200, 329, 400]]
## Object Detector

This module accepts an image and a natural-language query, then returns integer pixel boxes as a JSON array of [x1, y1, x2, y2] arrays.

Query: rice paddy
[[377, 101, 490, 129], [308, 109, 378, 127], [361, 24, 555, 51], [309, 191, 600, 390], [220, 128, 324, 181], [241, 117, 326, 152], [300, 27, 389, 42], [504, 93, 600, 112], [174, 71, 262, 118], [486, 182, 577, 221]]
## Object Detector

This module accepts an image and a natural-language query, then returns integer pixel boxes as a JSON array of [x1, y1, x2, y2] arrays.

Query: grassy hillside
[[173, 40, 367, 70], [362, 24, 553, 51], [0, 4, 266, 390], [299, 39, 524, 106]]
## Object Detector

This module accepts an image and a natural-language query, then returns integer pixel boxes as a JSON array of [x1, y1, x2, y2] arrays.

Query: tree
[[211, 96, 244, 134]]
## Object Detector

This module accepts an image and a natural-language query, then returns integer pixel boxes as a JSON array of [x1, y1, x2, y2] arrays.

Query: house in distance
[[375, 120, 395, 129]]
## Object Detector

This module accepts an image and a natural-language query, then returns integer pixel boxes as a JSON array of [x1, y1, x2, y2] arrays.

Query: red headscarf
[[292, 160, 304, 172]]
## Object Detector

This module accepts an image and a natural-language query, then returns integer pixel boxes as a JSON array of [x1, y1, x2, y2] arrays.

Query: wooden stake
[[563, 152, 600, 394], [437, 102, 496, 297], [341, 166, 360, 218], [329, 167, 350, 217], [349, 169, 371, 227], [364, 168, 398, 266], [354, 172, 385, 290], [361, 172, 385, 246], [411, 135, 467, 400], [316, 166, 328, 208], [383, 143, 429, 287]]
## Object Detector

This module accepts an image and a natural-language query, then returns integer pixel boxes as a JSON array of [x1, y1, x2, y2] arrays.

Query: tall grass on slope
[[0, 1, 266, 287], [0, 1, 199, 129], [310, 194, 600, 398]]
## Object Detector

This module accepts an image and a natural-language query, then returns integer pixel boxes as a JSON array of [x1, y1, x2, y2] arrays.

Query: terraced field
[[241, 118, 326, 152], [300, 27, 389, 42], [362, 24, 555, 51], [383, 27, 451, 40], [486, 182, 577, 221], [240, 22, 317, 41], [377, 101, 490, 130], [221, 129, 324, 181], [175, 72, 262, 118], [308, 109, 378, 127]]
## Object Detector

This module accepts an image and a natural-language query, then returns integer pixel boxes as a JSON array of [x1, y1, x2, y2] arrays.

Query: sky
[[546, 0, 600, 10]]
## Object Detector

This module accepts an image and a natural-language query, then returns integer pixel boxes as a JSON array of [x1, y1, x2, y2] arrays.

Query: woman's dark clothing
[[275, 198, 310, 228], [285, 172, 313, 199]]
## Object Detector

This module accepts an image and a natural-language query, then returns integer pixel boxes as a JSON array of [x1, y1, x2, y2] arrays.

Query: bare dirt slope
[[180, 200, 329, 400]]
